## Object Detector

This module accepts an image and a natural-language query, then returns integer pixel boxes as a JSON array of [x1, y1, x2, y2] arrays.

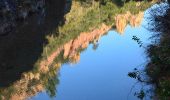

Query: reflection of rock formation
[[64, 40, 73, 59], [0, 23, 111, 100], [0, 70, 44, 100], [70, 53, 80, 64], [115, 14, 128, 34], [130, 12, 144, 27], [63, 24, 109, 59], [41, 23, 111, 69], [115, 11, 144, 34], [0, 62, 60, 100]]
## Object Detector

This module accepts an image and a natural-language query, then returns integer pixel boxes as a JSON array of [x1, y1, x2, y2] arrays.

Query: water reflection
[[0, 0, 154, 99], [115, 11, 144, 34], [0, 5, 150, 99], [1, 19, 149, 100], [0, 22, 109, 99]]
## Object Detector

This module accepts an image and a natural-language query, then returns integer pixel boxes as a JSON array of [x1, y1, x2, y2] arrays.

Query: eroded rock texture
[[115, 11, 144, 34]]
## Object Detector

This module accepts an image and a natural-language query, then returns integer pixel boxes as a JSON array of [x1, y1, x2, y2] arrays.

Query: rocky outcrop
[[63, 40, 73, 58], [0, 71, 44, 100], [41, 23, 111, 69], [115, 11, 144, 34], [115, 14, 128, 34], [69, 53, 80, 64], [129, 12, 144, 27]]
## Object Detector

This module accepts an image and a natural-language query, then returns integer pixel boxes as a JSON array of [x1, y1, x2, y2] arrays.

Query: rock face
[[115, 11, 144, 34], [115, 14, 128, 34], [0, 0, 45, 35], [41, 23, 111, 69], [129, 12, 144, 27]]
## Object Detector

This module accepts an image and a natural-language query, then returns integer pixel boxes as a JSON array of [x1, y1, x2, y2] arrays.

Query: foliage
[[132, 36, 143, 47], [43, 0, 152, 57], [143, 1, 170, 99], [135, 90, 145, 100]]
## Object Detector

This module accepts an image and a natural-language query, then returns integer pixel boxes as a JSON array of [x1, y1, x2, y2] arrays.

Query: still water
[[31, 15, 151, 100]]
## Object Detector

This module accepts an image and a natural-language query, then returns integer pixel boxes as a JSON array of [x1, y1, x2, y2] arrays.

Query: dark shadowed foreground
[[0, 0, 66, 87]]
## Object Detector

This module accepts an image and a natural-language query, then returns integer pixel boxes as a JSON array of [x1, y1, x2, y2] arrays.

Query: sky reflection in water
[[32, 17, 151, 100]]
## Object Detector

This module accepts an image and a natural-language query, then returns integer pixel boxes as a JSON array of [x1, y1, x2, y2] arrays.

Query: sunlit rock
[[34, 73, 40, 80], [69, 53, 80, 64], [115, 14, 127, 34], [47, 47, 63, 66], [81, 41, 89, 49], [115, 11, 144, 34], [129, 12, 144, 27], [55, 63, 62, 68], [35, 84, 44, 92], [38, 65, 49, 73], [64, 40, 73, 58], [11, 94, 26, 100]]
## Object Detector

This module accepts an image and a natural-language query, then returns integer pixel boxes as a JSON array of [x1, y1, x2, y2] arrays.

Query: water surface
[[32, 19, 151, 100]]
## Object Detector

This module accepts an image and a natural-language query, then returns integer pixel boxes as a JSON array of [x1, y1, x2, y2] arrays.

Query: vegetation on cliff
[[44, 0, 154, 57]]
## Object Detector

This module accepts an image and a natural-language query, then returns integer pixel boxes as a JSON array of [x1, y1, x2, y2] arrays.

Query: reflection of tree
[[128, 67, 155, 100], [44, 70, 59, 97]]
